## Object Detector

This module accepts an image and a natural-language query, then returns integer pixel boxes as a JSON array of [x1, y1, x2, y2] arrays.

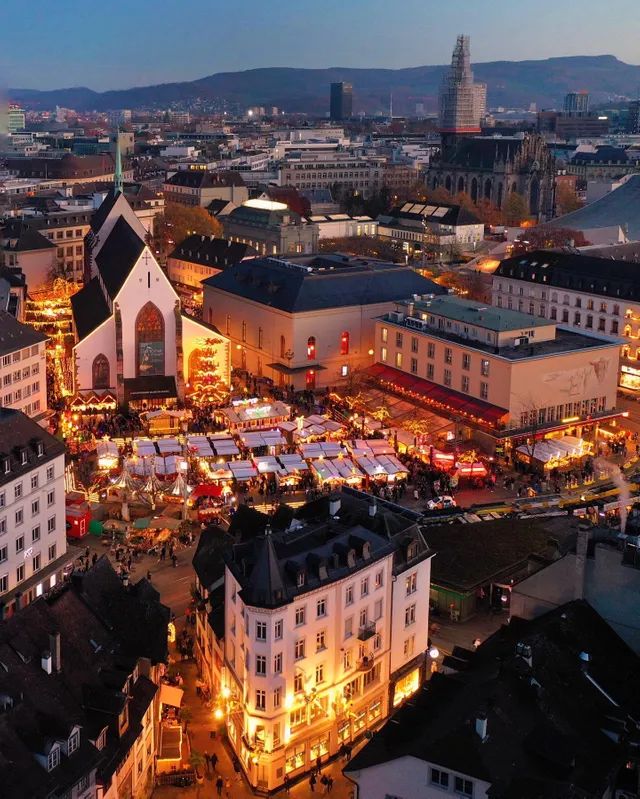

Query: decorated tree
[[188, 338, 228, 406]]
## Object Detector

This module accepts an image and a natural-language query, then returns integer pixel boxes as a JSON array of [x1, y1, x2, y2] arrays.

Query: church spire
[[114, 128, 123, 194]]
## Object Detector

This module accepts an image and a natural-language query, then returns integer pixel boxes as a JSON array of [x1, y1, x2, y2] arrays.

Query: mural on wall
[[542, 358, 610, 398]]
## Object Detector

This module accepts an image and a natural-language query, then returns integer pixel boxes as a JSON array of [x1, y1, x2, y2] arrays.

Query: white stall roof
[[311, 460, 341, 482], [331, 458, 364, 480], [253, 456, 285, 475], [187, 436, 215, 456], [133, 438, 157, 456], [157, 438, 182, 454], [229, 460, 258, 481], [278, 454, 309, 473], [97, 440, 118, 458]]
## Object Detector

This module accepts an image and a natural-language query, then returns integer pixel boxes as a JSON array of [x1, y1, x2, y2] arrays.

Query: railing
[[357, 654, 374, 671], [357, 622, 376, 641]]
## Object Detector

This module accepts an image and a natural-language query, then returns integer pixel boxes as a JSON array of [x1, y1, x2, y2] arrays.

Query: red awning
[[191, 484, 223, 499], [366, 365, 508, 427]]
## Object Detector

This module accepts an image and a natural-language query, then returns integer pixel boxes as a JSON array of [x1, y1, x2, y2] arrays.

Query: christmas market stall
[[300, 442, 345, 459], [310, 458, 344, 487], [331, 456, 365, 485], [356, 454, 408, 483], [97, 440, 120, 471], [276, 453, 310, 488], [142, 409, 191, 436], [515, 436, 592, 474], [156, 437, 183, 456], [239, 429, 286, 455], [215, 398, 291, 432], [209, 434, 240, 458], [229, 460, 258, 482], [189, 483, 225, 522]]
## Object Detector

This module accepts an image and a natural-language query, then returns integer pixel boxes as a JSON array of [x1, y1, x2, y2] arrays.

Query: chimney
[[574, 525, 589, 600], [49, 632, 61, 674], [329, 497, 341, 517], [41, 651, 52, 675], [369, 500, 377, 517], [475, 712, 488, 740], [407, 301, 415, 318]]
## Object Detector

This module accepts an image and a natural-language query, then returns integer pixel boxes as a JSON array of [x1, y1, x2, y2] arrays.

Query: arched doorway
[[470, 178, 478, 203], [135, 302, 165, 377], [92, 354, 110, 389], [457, 177, 465, 193], [497, 182, 504, 208], [484, 179, 492, 200], [529, 178, 540, 215], [445, 175, 452, 193]]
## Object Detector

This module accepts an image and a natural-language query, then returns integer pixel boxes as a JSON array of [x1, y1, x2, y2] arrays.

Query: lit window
[[307, 336, 316, 360], [340, 331, 349, 355]]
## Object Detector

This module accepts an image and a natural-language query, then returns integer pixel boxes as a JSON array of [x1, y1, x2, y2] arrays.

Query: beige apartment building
[[278, 153, 386, 199], [372, 295, 621, 452]]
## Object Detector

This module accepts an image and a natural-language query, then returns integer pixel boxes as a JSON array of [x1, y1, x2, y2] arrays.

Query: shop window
[[305, 370, 315, 390], [340, 331, 349, 355], [307, 336, 316, 360]]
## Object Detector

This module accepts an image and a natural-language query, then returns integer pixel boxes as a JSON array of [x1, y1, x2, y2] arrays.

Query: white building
[[207, 492, 433, 793], [306, 214, 378, 240], [0, 408, 68, 618], [0, 312, 48, 422]]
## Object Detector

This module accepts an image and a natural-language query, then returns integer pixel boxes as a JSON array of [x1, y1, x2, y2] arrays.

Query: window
[[0, 574, 7, 593], [256, 655, 267, 676], [294, 639, 305, 660], [374, 598, 383, 620], [410, 357, 418, 374], [375, 570, 383, 588], [31, 500, 39, 516], [0, 518, 5, 536], [340, 331, 349, 355], [32, 525, 40, 542], [480, 382, 488, 400], [443, 369, 451, 387], [16, 535, 24, 553], [480, 359, 490, 376], [295, 606, 306, 626], [454, 776, 473, 797], [16, 564, 24, 583], [289, 707, 305, 728], [47, 490, 55, 507], [0, 545, 6, 563], [611, 320, 619, 334], [68, 730, 80, 755], [294, 673, 304, 693], [462, 353, 470, 370], [381, 326, 388, 343], [344, 616, 353, 639], [395, 352, 403, 369], [241, 321, 247, 342], [273, 687, 282, 709], [316, 598, 327, 618], [256, 621, 267, 641], [316, 629, 327, 651], [359, 607, 368, 627], [360, 577, 369, 597], [274, 619, 283, 640], [395, 331, 403, 347], [33, 553, 41, 572], [47, 516, 56, 533], [315, 664, 325, 684], [405, 604, 416, 627], [343, 649, 353, 670], [427, 342, 435, 358], [405, 573, 417, 595], [411, 336, 418, 353], [92, 354, 110, 389], [404, 635, 415, 658], [47, 465, 54, 481], [296, 570, 305, 587], [48, 543, 56, 561], [255, 690, 266, 710], [427, 363, 434, 380], [135, 302, 165, 377], [30, 474, 38, 490], [47, 746, 60, 771], [15, 483, 22, 499], [380, 346, 387, 363], [461, 375, 469, 393], [307, 336, 316, 360], [345, 585, 354, 605], [258, 327, 263, 349], [444, 347, 452, 364], [15, 508, 23, 525], [431, 768, 449, 788]]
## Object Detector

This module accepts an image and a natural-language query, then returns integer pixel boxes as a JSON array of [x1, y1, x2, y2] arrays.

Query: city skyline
[[2, 0, 639, 91]]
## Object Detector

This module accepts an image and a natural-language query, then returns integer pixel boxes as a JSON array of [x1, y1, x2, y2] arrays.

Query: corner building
[[221, 494, 433, 791]]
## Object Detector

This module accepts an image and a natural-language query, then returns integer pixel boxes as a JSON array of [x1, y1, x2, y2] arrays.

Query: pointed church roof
[[71, 277, 111, 341], [95, 216, 146, 299], [240, 531, 288, 608], [90, 188, 120, 233]]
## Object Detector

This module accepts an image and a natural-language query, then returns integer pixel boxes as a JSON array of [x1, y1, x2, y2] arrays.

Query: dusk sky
[[2, 0, 639, 91]]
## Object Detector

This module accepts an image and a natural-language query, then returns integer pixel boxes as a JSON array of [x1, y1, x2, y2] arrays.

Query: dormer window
[[20, 449, 27, 466], [47, 745, 60, 771], [36, 442, 44, 457], [3, 458, 9, 475], [68, 729, 80, 755], [296, 570, 305, 588], [407, 541, 419, 560]]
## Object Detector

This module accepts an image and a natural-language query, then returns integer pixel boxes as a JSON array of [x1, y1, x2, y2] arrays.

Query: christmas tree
[[188, 338, 227, 406]]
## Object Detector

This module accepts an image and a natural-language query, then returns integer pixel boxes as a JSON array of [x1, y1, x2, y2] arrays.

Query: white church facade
[[71, 190, 230, 408]]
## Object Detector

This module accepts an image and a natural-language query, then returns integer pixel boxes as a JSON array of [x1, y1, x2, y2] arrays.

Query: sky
[[2, 0, 639, 91]]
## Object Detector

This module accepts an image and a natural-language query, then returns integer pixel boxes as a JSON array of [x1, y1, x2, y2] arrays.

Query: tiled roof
[[95, 216, 145, 299], [168, 234, 252, 268], [165, 170, 245, 189], [70, 277, 110, 341], [0, 408, 64, 488], [0, 311, 47, 356]]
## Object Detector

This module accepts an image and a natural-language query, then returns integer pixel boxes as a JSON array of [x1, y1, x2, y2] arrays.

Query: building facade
[[163, 170, 249, 207], [372, 295, 620, 451], [203, 254, 443, 390], [219, 492, 433, 792], [330, 82, 353, 121], [167, 234, 253, 290], [0, 312, 47, 421], [278, 153, 386, 200], [492, 250, 640, 391], [221, 199, 319, 256], [0, 409, 68, 619]]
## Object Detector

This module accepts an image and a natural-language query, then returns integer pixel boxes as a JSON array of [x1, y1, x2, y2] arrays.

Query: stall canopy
[[253, 455, 286, 475], [332, 458, 364, 481], [311, 459, 342, 483], [300, 442, 345, 459], [157, 438, 182, 455], [239, 430, 286, 449], [191, 484, 223, 500], [159, 684, 184, 708], [187, 436, 215, 457], [210, 436, 240, 457], [97, 440, 119, 468], [133, 438, 157, 457], [229, 460, 258, 481], [278, 454, 309, 473]]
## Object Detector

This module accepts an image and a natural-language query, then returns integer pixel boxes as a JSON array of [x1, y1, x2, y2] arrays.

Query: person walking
[[204, 751, 211, 775], [216, 775, 224, 796], [210, 752, 218, 771], [327, 776, 334, 793], [309, 773, 317, 792], [283, 774, 291, 794]]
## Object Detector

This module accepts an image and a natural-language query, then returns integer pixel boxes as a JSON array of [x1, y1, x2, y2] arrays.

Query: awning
[[159, 683, 184, 708], [267, 362, 327, 374], [365, 365, 508, 427], [191, 484, 223, 499]]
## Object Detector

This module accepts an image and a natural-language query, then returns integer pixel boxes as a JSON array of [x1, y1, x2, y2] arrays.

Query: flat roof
[[411, 296, 551, 332]]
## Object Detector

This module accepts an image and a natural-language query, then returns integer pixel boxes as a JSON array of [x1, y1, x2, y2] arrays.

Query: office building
[[330, 82, 353, 121], [7, 105, 26, 133], [203, 254, 443, 390], [194, 491, 433, 792], [371, 294, 620, 452], [564, 90, 590, 115], [627, 99, 640, 134]]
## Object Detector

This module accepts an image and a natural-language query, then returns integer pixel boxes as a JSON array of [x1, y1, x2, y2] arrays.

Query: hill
[[9, 55, 640, 115]]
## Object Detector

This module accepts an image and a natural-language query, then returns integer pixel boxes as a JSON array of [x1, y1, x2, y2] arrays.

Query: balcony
[[357, 654, 374, 672], [357, 622, 376, 641]]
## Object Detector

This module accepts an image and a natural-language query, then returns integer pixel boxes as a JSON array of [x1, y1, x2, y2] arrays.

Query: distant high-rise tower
[[628, 100, 640, 134], [330, 82, 353, 121], [439, 35, 485, 135], [564, 91, 590, 116]]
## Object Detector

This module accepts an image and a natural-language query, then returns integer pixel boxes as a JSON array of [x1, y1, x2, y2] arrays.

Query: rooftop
[[0, 408, 64, 488], [347, 600, 640, 797], [379, 201, 482, 228], [169, 234, 253, 268], [204, 255, 444, 313], [164, 170, 245, 189], [0, 311, 47, 357]]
